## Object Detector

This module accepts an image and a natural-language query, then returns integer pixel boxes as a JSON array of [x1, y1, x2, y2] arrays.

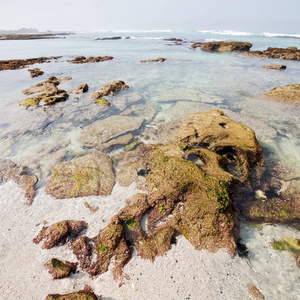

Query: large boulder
[[260, 84, 300, 105], [45, 153, 115, 199], [80, 115, 144, 151], [245, 47, 300, 61], [200, 41, 252, 52], [90, 80, 129, 99]]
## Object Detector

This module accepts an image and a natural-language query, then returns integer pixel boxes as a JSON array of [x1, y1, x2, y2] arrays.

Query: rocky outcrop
[[71, 83, 89, 94], [45, 289, 97, 300], [200, 41, 252, 52], [33, 220, 87, 249], [80, 115, 144, 151], [45, 258, 77, 279], [263, 64, 286, 71], [90, 80, 129, 99], [140, 58, 167, 63], [28, 68, 44, 77], [68, 56, 113, 64], [45, 153, 115, 199], [260, 84, 300, 105], [95, 36, 122, 40], [191, 42, 202, 48], [0, 159, 38, 205], [0, 56, 61, 71], [19, 76, 69, 107], [244, 47, 300, 61]]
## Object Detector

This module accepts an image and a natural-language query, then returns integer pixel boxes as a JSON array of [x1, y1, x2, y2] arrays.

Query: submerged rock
[[28, 67, 44, 77], [45, 153, 115, 199], [90, 80, 129, 99], [263, 64, 286, 71], [33, 220, 87, 249], [247, 284, 265, 300], [71, 83, 89, 94], [200, 41, 252, 52], [45, 290, 97, 300], [94, 98, 110, 107], [244, 47, 300, 61], [191, 42, 202, 48], [45, 258, 77, 279], [67, 56, 113, 64], [140, 58, 167, 63], [80, 115, 144, 151], [0, 159, 38, 205], [261, 84, 300, 105]]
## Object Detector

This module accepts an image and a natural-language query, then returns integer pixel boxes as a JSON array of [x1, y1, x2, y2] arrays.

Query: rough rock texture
[[45, 290, 97, 300], [0, 159, 38, 205], [33, 220, 87, 249], [71, 83, 89, 94], [244, 47, 300, 61], [90, 80, 129, 99], [19, 76, 69, 107], [45, 258, 77, 279], [200, 41, 252, 52], [28, 67, 44, 77], [80, 115, 144, 151], [260, 84, 300, 105], [94, 98, 110, 107], [0, 56, 61, 71], [45, 153, 115, 199], [247, 284, 265, 300], [67, 56, 113, 64], [140, 58, 166, 63], [263, 64, 286, 71]]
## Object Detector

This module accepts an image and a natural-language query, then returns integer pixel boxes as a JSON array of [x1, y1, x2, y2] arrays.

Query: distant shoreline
[[0, 32, 73, 40]]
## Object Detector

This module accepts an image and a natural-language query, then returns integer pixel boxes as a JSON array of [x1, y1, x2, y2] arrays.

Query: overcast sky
[[1, 0, 299, 33]]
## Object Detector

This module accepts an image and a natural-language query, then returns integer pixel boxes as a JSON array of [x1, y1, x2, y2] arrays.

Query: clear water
[[0, 30, 299, 299]]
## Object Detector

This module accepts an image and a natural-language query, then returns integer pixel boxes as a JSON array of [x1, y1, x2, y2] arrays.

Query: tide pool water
[[0, 30, 299, 299]]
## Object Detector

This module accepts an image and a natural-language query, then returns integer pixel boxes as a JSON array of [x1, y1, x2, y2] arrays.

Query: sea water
[[0, 30, 299, 299]]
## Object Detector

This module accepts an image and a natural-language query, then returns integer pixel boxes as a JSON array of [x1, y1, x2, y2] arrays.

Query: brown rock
[[200, 41, 252, 52], [261, 84, 300, 105], [140, 57, 166, 63], [0, 159, 38, 205], [28, 68, 44, 78], [191, 42, 202, 48], [33, 220, 87, 249], [80, 115, 144, 151], [71, 83, 89, 94], [68, 56, 113, 64], [45, 290, 97, 300], [247, 284, 265, 300], [90, 80, 129, 99], [263, 64, 286, 70], [244, 47, 300, 61], [44, 258, 77, 279], [45, 153, 115, 199]]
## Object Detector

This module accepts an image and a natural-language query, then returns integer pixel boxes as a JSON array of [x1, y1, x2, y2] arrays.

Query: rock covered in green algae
[[0, 159, 38, 205], [200, 41, 252, 52], [45, 290, 97, 300], [80, 115, 144, 152], [90, 80, 129, 99], [94, 97, 110, 107], [260, 84, 300, 105], [45, 258, 77, 279], [33, 220, 87, 249], [45, 153, 115, 199]]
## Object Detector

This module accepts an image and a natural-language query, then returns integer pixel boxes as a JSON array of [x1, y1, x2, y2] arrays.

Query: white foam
[[198, 29, 255, 36]]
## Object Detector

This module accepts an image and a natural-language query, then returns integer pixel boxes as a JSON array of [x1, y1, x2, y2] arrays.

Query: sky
[[1, 0, 300, 33]]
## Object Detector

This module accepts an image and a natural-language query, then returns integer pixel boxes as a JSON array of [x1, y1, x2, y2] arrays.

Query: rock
[[68, 56, 113, 64], [96, 36, 122, 40], [45, 258, 77, 279], [57, 77, 72, 83], [113, 92, 142, 110], [19, 76, 69, 107], [200, 41, 252, 52], [80, 115, 144, 151], [297, 253, 300, 267], [90, 80, 129, 99], [45, 153, 115, 199], [28, 68, 44, 78], [247, 284, 265, 300], [33, 220, 87, 249], [0, 159, 38, 205], [0, 56, 61, 71], [191, 42, 202, 48], [263, 64, 286, 71], [94, 98, 110, 107], [140, 58, 167, 63], [84, 201, 99, 213], [244, 47, 300, 61], [71, 83, 89, 94], [261, 84, 300, 105], [164, 38, 183, 42], [45, 290, 97, 300]]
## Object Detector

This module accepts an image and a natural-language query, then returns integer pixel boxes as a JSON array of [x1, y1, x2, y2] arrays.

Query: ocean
[[0, 29, 299, 299]]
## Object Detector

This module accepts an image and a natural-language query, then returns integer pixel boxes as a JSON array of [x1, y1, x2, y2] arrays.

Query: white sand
[[0, 181, 299, 300]]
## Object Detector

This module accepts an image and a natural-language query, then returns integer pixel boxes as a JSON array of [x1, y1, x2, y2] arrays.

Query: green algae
[[122, 216, 137, 229]]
